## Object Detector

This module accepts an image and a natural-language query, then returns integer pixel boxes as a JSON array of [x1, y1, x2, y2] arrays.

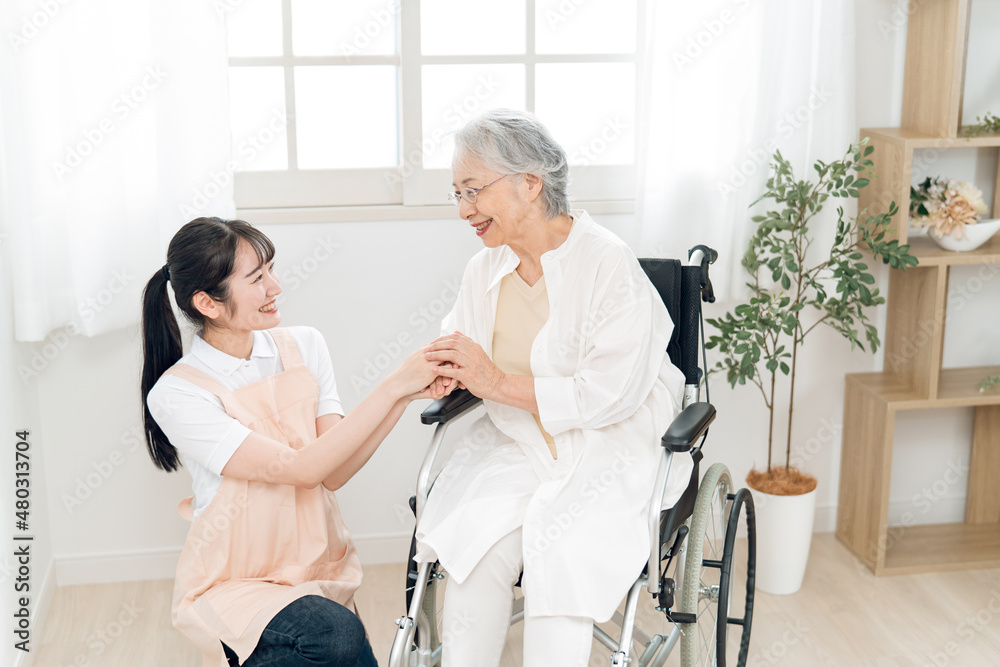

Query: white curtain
[[635, 0, 856, 300], [0, 0, 235, 342]]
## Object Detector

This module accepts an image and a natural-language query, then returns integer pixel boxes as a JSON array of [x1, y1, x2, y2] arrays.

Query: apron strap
[[163, 363, 233, 403], [269, 328, 305, 370], [162, 364, 236, 523]]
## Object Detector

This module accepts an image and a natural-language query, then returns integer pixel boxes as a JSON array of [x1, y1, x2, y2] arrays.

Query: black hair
[[140, 217, 275, 472]]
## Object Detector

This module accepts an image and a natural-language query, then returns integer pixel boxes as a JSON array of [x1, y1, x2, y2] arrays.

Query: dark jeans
[[222, 595, 379, 667]]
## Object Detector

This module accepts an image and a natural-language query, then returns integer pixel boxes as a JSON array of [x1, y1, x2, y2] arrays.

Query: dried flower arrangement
[[909, 177, 988, 240]]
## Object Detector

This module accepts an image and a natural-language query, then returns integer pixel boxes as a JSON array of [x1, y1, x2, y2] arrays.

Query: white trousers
[[441, 528, 594, 667]]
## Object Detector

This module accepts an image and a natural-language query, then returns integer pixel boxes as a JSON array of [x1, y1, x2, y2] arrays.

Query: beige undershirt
[[492, 270, 557, 459]]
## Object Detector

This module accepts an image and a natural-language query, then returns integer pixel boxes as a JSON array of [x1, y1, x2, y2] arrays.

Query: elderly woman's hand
[[425, 332, 503, 399], [428, 369, 460, 397]]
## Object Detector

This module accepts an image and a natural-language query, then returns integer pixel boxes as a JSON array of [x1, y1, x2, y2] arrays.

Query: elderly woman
[[414, 109, 693, 666]]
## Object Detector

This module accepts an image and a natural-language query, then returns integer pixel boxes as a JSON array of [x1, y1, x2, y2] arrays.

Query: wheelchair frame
[[389, 247, 756, 667]]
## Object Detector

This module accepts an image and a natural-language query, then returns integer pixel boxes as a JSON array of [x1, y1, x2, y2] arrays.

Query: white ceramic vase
[[926, 218, 1000, 252], [750, 486, 817, 595]]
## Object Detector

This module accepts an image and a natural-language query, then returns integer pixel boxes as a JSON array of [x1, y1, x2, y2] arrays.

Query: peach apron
[[165, 328, 363, 667]]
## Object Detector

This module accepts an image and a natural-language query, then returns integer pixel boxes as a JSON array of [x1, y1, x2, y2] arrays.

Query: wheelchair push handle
[[687, 244, 718, 304]]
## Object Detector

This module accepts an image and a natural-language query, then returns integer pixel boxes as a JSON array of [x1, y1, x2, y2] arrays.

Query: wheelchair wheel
[[679, 464, 757, 667], [717, 487, 755, 667], [679, 462, 731, 667]]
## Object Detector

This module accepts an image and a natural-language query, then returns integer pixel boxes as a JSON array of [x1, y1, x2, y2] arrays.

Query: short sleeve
[[146, 377, 252, 475], [291, 327, 343, 417]]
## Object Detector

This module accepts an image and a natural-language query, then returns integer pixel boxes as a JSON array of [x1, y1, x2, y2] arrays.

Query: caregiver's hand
[[389, 347, 442, 400], [437, 363, 463, 393], [424, 332, 503, 400], [406, 368, 463, 401], [405, 382, 447, 401]]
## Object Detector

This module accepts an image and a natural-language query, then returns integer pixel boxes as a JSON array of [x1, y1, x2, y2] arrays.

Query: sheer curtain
[[635, 0, 856, 300], [0, 0, 235, 342]]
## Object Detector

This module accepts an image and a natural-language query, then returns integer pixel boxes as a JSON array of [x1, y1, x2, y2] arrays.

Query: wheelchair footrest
[[668, 611, 697, 625]]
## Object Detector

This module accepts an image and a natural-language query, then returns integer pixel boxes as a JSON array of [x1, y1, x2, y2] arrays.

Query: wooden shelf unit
[[857, 127, 1000, 249], [836, 0, 1000, 576]]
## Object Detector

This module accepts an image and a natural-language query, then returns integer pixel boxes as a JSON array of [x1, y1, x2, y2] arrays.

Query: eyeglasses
[[447, 174, 509, 206]]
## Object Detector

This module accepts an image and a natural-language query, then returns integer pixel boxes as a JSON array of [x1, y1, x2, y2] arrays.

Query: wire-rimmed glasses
[[447, 174, 509, 206]]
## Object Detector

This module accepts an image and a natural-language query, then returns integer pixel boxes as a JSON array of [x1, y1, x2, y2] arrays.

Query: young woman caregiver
[[141, 217, 447, 667]]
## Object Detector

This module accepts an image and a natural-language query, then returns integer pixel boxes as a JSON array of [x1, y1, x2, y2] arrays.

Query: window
[[226, 0, 642, 211]]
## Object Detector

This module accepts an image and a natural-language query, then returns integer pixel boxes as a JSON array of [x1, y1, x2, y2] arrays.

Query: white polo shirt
[[146, 326, 343, 519]]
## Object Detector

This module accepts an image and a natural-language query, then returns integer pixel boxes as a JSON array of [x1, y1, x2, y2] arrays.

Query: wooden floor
[[34, 534, 1000, 666]]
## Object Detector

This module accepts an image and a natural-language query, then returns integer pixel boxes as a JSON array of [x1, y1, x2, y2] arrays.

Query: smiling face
[[452, 155, 532, 249], [203, 239, 282, 332]]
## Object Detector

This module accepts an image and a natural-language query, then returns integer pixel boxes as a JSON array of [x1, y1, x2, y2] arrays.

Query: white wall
[[12, 2, 1000, 593], [1, 243, 56, 666]]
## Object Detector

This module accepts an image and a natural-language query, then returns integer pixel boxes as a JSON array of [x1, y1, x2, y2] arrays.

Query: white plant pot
[[750, 486, 817, 594]]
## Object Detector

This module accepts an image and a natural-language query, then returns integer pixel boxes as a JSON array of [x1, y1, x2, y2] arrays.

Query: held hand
[[390, 347, 442, 399], [424, 332, 502, 400], [438, 363, 465, 393], [404, 380, 447, 402], [404, 364, 460, 401]]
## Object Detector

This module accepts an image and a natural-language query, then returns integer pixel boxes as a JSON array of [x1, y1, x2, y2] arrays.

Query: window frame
[[230, 0, 644, 216]]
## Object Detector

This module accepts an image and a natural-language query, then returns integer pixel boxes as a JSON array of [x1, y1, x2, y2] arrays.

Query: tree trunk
[[785, 335, 800, 471], [768, 369, 776, 471]]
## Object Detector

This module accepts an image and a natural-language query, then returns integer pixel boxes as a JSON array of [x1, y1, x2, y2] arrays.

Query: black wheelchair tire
[[717, 487, 756, 667]]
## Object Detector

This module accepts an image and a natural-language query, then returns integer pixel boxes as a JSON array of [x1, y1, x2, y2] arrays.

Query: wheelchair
[[389, 247, 757, 667]]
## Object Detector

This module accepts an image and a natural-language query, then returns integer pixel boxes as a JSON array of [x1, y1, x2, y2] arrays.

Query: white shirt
[[147, 326, 342, 519], [414, 210, 692, 621]]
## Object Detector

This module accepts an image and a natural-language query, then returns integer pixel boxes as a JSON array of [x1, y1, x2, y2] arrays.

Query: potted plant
[[705, 138, 918, 594]]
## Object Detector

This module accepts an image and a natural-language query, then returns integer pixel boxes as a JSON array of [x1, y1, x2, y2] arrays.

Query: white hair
[[453, 108, 570, 219]]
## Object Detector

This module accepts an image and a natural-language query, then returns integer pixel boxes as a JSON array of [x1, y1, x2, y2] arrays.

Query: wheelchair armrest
[[420, 388, 483, 425], [661, 402, 716, 452]]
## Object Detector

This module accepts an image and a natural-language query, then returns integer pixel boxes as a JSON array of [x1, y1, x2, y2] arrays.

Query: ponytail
[[140, 217, 275, 473], [141, 267, 183, 471]]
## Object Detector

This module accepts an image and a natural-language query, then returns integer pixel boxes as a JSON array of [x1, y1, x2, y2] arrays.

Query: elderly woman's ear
[[520, 173, 544, 203]]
